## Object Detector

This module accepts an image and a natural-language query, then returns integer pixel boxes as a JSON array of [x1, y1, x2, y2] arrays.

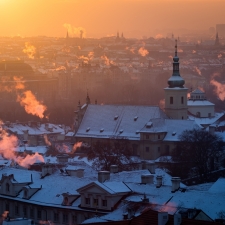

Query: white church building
[[74, 41, 224, 160]]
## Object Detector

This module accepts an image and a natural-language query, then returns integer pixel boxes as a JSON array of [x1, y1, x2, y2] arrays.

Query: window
[[6, 183, 10, 192], [145, 147, 149, 152], [54, 213, 59, 222], [170, 97, 173, 104], [72, 215, 77, 224], [30, 208, 34, 218], [102, 200, 107, 207], [158, 147, 161, 152], [37, 210, 42, 219], [23, 206, 27, 217], [165, 145, 170, 154], [63, 213, 68, 223], [158, 134, 160, 139], [64, 197, 68, 205], [5, 203, 9, 211], [24, 190, 28, 198], [146, 134, 149, 139], [15, 206, 19, 215], [85, 198, 90, 205], [208, 113, 211, 117], [94, 199, 98, 206], [181, 96, 184, 104]]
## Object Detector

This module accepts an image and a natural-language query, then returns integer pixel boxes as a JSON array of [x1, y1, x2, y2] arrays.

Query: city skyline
[[0, 0, 225, 38]]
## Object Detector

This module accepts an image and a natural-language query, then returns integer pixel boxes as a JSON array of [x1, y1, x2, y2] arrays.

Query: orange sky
[[0, 0, 224, 38]]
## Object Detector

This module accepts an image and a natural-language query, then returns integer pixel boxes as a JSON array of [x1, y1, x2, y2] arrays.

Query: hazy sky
[[0, 0, 224, 38]]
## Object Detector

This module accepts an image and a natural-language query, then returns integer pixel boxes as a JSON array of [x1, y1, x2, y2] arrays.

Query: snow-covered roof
[[140, 118, 198, 141], [75, 104, 168, 140], [188, 100, 214, 106], [188, 112, 224, 126]]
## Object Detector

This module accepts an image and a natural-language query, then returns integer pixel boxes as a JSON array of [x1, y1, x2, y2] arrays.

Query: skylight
[[146, 122, 153, 128], [134, 116, 138, 121], [100, 128, 104, 132], [114, 115, 119, 120]]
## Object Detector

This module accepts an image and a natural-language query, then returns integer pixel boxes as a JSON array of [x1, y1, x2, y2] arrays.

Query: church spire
[[167, 40, 185, 88], [86, 90, 91, 104]]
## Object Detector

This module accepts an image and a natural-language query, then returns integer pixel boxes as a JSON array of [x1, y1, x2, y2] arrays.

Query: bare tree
[[87, 139, 136, 171], [173, 129, 224, 182]]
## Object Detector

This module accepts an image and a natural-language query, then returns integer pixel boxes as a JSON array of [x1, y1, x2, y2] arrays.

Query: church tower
[[215, 32, 220, 46], [164, 40, 188, 119]]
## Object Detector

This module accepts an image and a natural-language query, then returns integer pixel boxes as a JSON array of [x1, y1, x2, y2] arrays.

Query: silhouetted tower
[[115, 32, 120, 42], [171, 32, 174, 39], [86, 91, 91, 104], [215, 32, 220, 46], [80, 30, 84, 39], [66, 30, 69, 46]]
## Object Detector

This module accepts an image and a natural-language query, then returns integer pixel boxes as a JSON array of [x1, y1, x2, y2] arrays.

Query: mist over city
[[0, 0, 225, 225]]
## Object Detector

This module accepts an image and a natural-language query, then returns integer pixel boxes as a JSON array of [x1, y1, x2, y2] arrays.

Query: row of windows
[[146, 134, 161, 140], [6, 204, 77, 223], [170, 96, 184, 104], [145, 146, 170, 153], [85, 198, 107, 207]]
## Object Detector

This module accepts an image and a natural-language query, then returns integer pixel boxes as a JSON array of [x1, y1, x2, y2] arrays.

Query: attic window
[[100, 128, 104, 133], [134, 116, 138, 121], [172, 132, 176, 136], [136, 130, 140, 134], [119, 129, 123, 134], [114, 115, 119, 120], [86, 127, 90, 132], [146, 122, 153, 128]]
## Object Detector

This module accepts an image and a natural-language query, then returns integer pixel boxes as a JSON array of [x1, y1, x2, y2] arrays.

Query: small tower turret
[[164, 40, 188, 120]]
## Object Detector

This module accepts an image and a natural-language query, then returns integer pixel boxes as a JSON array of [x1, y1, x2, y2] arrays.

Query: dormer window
[[24, 190, 28, 198], [119, 129, 123, 134], [6, 183, 10, 192], [85, 198, 90, 205], [94, 198, 98, 206], [64, 197, 69, 205], [86, 127, 90, 132], [102, 200, 107, 207], [100, 128, 104, 133]]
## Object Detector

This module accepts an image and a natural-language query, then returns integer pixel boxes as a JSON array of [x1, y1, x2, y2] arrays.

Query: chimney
[[174, 213, 182, 225], [41, 164, 53, 177], [158, 212, 168, 225], [171, 177, 181, 193], [209, 125, 215, 135], [145, 162, 156, 174], [156, 175, 163, 188], [141, 174, 154, 184], [45, 123, 49, 130], [98, 171, 110, 183], [110, 165, 118, 173], [28, 121, 31, 126]]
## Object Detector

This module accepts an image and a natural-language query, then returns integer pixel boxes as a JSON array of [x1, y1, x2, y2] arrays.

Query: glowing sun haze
[[0, 0, 224, 38]]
